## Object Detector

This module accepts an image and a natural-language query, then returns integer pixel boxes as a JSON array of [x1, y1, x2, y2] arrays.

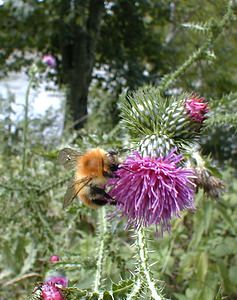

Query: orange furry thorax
[[75, 148, 108, 179]]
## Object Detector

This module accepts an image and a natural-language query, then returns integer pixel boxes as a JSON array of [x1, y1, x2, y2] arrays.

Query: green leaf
[[196, 252, 208, 283], [102, 291, 113, 300], [173, 293, 188, 300], [203, 202, 212, 233], [89, 292, 100, 300], [189, 219, 205, 249], [216, 203, 237, 235], [112, 278, 134, 296], [217, 261, 233, 293], [228, 265, 237, 285], [20, 241, 37, 275], [214, 237, 237, 257]]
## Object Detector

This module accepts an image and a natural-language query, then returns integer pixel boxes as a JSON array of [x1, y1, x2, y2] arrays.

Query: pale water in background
[[0, 71, 63, 120]]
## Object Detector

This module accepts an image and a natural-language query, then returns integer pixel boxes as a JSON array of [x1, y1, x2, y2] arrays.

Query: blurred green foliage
[[0, 86, 237, 300]]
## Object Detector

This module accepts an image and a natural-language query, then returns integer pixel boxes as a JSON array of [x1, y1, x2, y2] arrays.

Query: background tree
[[0, 0, 168, 129], [1, 0, 237, 131], [0, 0, 106, 130]]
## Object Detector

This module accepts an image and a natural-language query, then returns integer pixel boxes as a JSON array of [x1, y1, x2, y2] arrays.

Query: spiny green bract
[[120, 87, 203, 148]]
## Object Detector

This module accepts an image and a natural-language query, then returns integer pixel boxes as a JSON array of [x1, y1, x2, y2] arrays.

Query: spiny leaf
[[182, 22, 211, 33], [112, 278, 134, 295]]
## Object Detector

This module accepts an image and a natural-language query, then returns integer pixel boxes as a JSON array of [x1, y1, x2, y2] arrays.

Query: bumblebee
[[58, 148, 119, 208]]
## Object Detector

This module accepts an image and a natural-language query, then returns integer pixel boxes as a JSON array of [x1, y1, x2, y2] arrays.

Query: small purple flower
[[42, 282, 64, 300], [185, 95, 209, 123], [45, 276, 68, 288], [108, 150, 196, 231], [50, 255, 60, 263], [42, 54, 57, 68]]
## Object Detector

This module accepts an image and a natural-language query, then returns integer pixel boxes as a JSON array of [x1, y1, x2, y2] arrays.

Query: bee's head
[[107, 149, 119, 156], [103, 150, 120, 176]]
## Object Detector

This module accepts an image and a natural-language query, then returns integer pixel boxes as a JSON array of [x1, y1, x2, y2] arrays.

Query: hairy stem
[[22, 79, 32, 174], [127, 278, 142, 300], [94, 207, 107, 293], [158, 45, 206, 93], [137, 228, 163, 300]]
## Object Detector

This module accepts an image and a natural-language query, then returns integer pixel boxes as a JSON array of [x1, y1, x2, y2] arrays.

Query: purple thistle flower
[[45, 269, 68, 288], [43, 270, 68, 300], [42, 54, 57, 68], [42, 282, 65, 300], [45, 276, 68, 288], [185, 95, 209, 123], [108, 150, 196, 231]]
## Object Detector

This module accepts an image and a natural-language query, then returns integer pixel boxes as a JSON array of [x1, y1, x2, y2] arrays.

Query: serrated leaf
[[182, 22, 209, 32], [20, 242, 37, 275], [112, 279, 134, 293], [112, 278, 134, 299]]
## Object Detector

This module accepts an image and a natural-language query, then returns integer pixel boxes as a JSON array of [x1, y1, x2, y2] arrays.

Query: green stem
[[22, 79, 33, 174], [158, 45, 207, 93], [94, 207, 107, 293], [127, 278, 142, 300], [137, 228, 163, 300]]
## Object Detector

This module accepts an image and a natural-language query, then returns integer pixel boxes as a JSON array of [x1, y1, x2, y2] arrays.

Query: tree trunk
[[61, 0, 105, 130]]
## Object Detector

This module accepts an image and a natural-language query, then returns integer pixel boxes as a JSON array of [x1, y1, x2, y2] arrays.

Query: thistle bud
[[185, 95, 209, 123]]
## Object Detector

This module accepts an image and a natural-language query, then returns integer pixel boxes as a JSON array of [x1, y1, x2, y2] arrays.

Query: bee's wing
[[58, 148, 82, 170], [63, 177, 92, 208]]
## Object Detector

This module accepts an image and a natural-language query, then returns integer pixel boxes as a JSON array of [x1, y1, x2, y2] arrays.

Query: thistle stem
[[137, 228, 163, 300], [94, 207, 107, 293], [127, 278, 142, 300], [22, 79, 33, 174]]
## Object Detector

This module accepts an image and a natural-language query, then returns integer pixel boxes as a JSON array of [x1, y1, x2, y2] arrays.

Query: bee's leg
[[92, 198, 117, 206], [90, 186, 117, 206], [91, 199, 108, 206], [90, 186, 113, 199]]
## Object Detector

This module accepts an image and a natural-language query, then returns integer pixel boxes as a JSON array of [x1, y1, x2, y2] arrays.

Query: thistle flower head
[[42, 54, 56, 68], [108, 150, 196, 231], [185, 95, 209, 123], [45, 270, 68, 288], [45, 276, 68, 288], [42, 282, 64, 300]]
